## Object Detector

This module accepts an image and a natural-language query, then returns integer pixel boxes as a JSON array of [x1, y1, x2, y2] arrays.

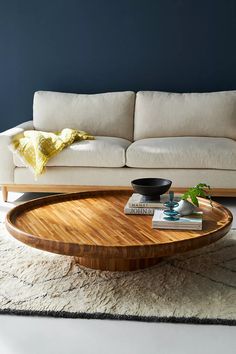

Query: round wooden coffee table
[[6, 190, 232, 271]]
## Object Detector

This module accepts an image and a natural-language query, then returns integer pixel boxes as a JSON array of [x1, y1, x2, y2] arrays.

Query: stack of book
[[152, 209, 203, 230], [124, 193, 181, 215]]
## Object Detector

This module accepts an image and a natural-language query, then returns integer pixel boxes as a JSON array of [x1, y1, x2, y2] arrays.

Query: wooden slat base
[[74, 256, 162, 271], [3, 184, 236, 199]]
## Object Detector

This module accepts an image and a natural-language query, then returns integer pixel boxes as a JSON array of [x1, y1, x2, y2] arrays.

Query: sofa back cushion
[[134, 91, 236, 140], [33, 91, 135, 141]]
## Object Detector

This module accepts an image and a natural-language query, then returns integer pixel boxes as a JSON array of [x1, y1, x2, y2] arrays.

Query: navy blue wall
[[0, 0, 236, 131]]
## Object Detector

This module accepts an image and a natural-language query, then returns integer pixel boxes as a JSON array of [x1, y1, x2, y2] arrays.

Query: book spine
[[125, 207, 155, 215], [152, 224, 202, 230], [128, 202, 162, 208]]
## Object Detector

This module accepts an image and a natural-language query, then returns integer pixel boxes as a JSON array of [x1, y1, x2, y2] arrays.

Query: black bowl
[[131, 178, 172, 199]]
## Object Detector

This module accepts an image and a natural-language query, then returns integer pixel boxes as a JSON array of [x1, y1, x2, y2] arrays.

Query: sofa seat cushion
[[126, 137, 236, 170], [13, 137, 131, 168]]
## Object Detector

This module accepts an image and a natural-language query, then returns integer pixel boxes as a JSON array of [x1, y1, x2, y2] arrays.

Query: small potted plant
[[175, 183, 212, 216]]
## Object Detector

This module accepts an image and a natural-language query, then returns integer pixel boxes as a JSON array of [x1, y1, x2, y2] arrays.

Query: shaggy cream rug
[[0, 223, 236, 325]]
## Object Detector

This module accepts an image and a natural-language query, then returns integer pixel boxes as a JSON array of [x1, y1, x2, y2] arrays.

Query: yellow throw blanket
[[11, 128, 94, 177]]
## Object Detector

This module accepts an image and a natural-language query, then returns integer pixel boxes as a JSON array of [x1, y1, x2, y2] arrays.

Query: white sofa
[[1, 90, 236, 201]]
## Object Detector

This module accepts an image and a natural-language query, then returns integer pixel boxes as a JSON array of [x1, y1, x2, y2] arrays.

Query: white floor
[[1, 315, 236, 354], [0, 191, 236, 354]]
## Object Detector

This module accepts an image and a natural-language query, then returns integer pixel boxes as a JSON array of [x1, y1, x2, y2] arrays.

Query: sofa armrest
[[0, 120, 34, 184]]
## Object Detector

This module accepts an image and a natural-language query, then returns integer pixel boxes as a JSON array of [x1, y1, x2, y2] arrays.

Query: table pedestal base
[[74, 256, 162, 271]]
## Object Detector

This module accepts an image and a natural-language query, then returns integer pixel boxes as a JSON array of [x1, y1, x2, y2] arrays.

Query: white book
[[128, 193, 181, 208], [124, 201, 156, 215], [152, 209, 203, 230]]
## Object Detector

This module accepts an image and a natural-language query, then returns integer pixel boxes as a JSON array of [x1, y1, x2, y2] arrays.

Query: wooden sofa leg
[[2, 186, 8, 202]]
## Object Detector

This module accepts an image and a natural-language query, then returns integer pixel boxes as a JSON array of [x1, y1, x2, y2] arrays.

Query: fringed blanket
[[11, 128, 94, 177]]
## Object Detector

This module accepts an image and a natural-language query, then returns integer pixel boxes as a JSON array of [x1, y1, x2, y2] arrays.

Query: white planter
[[174, 199, 196, 216]]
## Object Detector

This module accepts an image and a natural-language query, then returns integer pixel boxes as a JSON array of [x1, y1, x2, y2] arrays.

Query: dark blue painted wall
[[0, 0, 236, 131]]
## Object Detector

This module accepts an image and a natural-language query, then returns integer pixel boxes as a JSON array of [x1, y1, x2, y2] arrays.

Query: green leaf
[[197, 189, 207, 198], [190, 193, 199, 207], [181, 191, 189, 200]]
